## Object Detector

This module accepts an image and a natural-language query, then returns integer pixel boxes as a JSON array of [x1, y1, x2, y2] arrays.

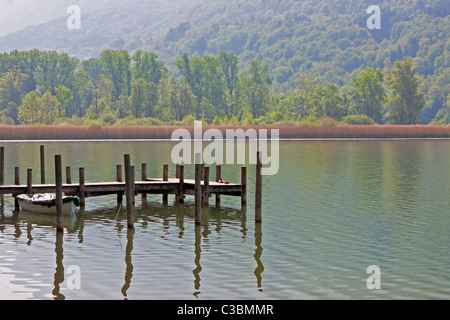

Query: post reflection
[[53, 231, 65, 300], [121, 228, 134, 299], [193, 224, 202, 298], [254, 223, 264, 292]]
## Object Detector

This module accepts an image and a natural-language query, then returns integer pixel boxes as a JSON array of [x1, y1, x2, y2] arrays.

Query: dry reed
[[0, 124, 449, 140]]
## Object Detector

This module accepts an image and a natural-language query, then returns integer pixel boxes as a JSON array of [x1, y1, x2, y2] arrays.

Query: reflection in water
[[121, 228, 135, 299], [193, 225, 202, 298], [254, 223, 264, 292], [53, 232, 65, 300], [191, 207, 263, 296]]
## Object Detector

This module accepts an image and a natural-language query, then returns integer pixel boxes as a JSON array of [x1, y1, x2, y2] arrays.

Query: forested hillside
[[0, 0, 448, 125]]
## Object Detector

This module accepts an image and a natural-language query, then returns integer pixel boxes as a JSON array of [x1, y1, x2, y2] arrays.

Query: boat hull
[[17, 194, 79, 215]]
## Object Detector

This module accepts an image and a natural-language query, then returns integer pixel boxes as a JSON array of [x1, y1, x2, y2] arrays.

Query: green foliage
[[385, 57, 426, 124], [341, 115, 376, 125]]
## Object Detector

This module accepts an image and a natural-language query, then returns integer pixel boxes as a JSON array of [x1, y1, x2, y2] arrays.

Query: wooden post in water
[[202, 166, 209, 205], [65, 166, 72, 184], [141, 163, 147, 204], [116, 164, 123, 206], [40, 145, 45, 184], [175, 164, 180, 202], [215, 165, 221, 206], [0, 146, 4, 186], [124, 154, 134, 229], [241, 166, 247, 207], [14, 167, 20, 211], [79, 167, 85, 207], [194, 153, 202, 225], [27, 168, 32, 195], [131, 166, 136, 204], [55, 155, 64, 232], [163, 164, 169, 204], [255, 152, 262, 223], [178, 164, 184, 204]]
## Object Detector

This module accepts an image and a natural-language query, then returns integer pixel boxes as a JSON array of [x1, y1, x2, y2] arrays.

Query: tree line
[[0, 49, 447, 126]]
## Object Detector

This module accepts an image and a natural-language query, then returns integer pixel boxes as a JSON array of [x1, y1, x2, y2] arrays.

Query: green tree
[[169, 78, 196, 121], [55, 85, 73, 118], [34, 51, 79, 95], [350, 67, 386, 123], [18, 91, 41, 124], [132, 50, 167, 84], [40, 91, 60, 124], [385, 57, 425, 124], [240, 60, 272, 118], [101, 50, 131, 100], [0, 67, 28, 111]]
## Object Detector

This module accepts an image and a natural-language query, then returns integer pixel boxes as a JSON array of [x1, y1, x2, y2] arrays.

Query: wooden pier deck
[[0, 145, 262, 232]]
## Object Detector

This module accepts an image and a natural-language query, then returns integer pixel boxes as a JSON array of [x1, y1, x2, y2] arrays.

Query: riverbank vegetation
[[0, 49, 448, 129]]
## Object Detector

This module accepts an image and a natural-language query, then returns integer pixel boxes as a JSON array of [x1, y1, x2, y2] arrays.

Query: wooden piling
[[163, 164, 169, 203], [175, 164, 180, 202], [14, 167, 20, 211], [79, 167, 85, 207], [27, 168, 32, 195], [255, 152, 262, 223], [55, 155, 64, 232], [116, 164, 123, 205], [241, 166, 247, 206], [124, 154, 134, 229], [0, 146, 4, 186], [141, 163, 147, 203], [40, 145, 45, 184], [178, 164, 184, 203], [215, 165, 221, 206], [65, 166, 72, 184], [202, 166, 209, 205], [194, 154, 202, 225]]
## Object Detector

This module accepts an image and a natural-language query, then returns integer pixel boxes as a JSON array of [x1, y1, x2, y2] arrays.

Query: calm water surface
[[0, 140, 449, 300]]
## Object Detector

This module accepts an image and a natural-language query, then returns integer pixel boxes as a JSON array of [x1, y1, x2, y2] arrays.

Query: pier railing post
[[215, 165, 221, 206], [241, 166, 247, 207], [178, 164, 184, 203], [14, 167, 20, 211], [163, 164, 169, 204], [255, 152, 262, 223], [194, 153, 202, 225], [141, 163, 147, 204], [65, 166, 72, 184], [202, 166, 209, 205], [79, 167, 85, 207], [55, 155, 64, 232], [0, 146, 4, 186], [40, 145, 45, 184], [116, 164, 123, 206], [124, 154, 134, 229], [27, 168, 32, 195]]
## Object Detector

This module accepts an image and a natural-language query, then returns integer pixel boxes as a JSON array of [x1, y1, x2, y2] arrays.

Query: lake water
[[0, 140, 449, 300]]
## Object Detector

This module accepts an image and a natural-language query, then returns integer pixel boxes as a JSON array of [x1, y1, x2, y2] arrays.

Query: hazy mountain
[[0, 0, 448, 93], [0, 0, 202, 59]]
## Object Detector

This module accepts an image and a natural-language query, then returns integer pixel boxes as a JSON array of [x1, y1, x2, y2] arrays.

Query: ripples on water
[[0, 140, 449, 299]]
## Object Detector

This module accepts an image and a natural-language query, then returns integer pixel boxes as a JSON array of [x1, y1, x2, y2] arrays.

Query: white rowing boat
[[17, 193, 80, 215]]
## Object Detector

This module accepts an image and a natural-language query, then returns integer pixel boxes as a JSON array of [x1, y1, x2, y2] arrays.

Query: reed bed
[[0, 124, 449, 140]]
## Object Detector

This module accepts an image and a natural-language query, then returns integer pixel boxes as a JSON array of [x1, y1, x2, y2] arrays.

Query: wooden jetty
[[0, 146, 263, 232]]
